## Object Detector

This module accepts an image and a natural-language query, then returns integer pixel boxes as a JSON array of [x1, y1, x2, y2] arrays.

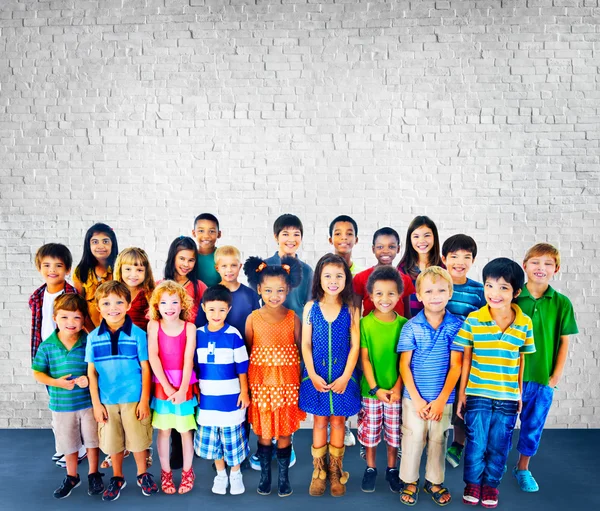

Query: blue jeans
[[463, 396, 518, 488], [517, 381, 554, 457]]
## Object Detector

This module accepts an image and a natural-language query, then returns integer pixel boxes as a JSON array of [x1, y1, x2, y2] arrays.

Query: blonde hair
[[415, 266, 454, 295], [114, 247, 156, 296], [149, 280, 193, 321], [214, 245, 242, 265], [523, 243, 561, 267], [95, 280, 131, 303]]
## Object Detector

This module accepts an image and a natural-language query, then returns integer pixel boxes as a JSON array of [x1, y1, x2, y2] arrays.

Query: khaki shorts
[[98, 402, 153, 455], [52, 408, 99, 455]]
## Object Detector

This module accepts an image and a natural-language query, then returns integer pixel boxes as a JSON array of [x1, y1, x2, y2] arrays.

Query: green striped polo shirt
[[32, 330, 92, 412]]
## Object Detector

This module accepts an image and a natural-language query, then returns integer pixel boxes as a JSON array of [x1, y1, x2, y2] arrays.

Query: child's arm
[[426, 350, 464, 422], [549, 335, 570, 388], [33, 371, 76, 391], [238, 373, 250, 409], [361, 347, 391, 403], [136, 360, 151, 420], [518, 351, 525, 413], [169, 322, 196, 405], [399, 351, 428, 418], [147, 320, 176, 398], [302, 301, 329, 392], [293, 311, 302, 355], [244, 314, 254, 353], [456, 346, 472, 420], [330, 305, 360, 394], [87, 362, 107, 423]]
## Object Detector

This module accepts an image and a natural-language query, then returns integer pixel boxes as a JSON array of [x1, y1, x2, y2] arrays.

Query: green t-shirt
[[360, 312, 407, 397], [517, 284, 578, 385], [196, 251, 221, 287]]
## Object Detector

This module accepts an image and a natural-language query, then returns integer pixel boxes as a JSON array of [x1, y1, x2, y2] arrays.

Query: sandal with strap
[[512, 467, 539, 492], [424, 480, 452, 506], [146, 447, 153, 469], [179, 467, 195, 494], [400, 480, 419, 506], [100, 450, 131, 469], [161, 470, 176, 495]]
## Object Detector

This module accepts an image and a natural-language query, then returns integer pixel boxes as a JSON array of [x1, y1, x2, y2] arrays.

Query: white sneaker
[[344, 424, 356, 447], [229, 470, 245, 495], [212, 473, 228, 495]]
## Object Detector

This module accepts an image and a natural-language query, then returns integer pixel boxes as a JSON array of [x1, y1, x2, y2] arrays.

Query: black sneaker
[[54, 474, 81, 499], [385, 467, 402, 493], [361, 467, 377, 493], [137, 472, 159, 496], [88, 471, 105, 495], [102, 477, 126, 502]]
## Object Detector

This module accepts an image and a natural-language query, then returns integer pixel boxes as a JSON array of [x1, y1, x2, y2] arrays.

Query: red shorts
[[357, 397, 402, 448]]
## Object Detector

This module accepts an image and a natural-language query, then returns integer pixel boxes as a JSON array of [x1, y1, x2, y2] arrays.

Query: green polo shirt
[[32, 330, 92, 412], [517, 284, 578, 385], [196, 251, 221, 287]]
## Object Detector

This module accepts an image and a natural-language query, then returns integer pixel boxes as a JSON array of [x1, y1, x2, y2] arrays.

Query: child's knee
[[330, 417, 345, 430], [313, 417, 329, 430]]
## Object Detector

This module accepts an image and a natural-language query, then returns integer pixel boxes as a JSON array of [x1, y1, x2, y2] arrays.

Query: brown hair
[[523, 243, 561, 267], [53, 293, 89, 317], [114, 247, 156, 296], [95, 280, 131, 304]]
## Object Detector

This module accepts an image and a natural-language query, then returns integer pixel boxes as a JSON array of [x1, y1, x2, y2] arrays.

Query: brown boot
[[328, 444, 349, 497], [308, 445, 328, 496]]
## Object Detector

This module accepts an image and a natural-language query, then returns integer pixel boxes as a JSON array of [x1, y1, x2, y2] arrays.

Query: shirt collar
[[412, 309, 454, 328], [520, 284, 555, 300], [98, 314, 133, 337], [45, 329, 86, 351], [476, 303, 525, 324]]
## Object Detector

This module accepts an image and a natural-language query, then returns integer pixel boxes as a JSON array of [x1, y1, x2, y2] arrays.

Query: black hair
[[74, 223, 119, 284], [442, 234, 478, 259], [311, 253, 355, 307], [372, 227, 400, 246], [164, 236, 203, 295], [193, 213, 220, 231], [273, 213, 303, 237], [482, 257, 525, 299], [202, 284, 232, 306], [366, 266, 404, 296], [397, 216, 442, 278], [243, 255, 303, 290], [35, 243, 73, 271], [329, 215, 358, 237]]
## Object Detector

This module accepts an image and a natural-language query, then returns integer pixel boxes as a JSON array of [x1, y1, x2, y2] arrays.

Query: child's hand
[[93, 404, 108, 423], [330, 375, 350, 395], [237, 391, 250, 409], [415, 397, 429, 420], [74, 376, 89, 389], [548, 374, 559, 388], [517, 399, 522, 414], [389, 390, 401, 403], [425, 398, 445, 422], [376, 388, 392, 403], [164, 384, 177, 398], [136, 401, 150, 420], [56, 374, 76, 390], [310, 375, 330, 393], [456, 393, 467, 420], [169, 389, 186, 405]]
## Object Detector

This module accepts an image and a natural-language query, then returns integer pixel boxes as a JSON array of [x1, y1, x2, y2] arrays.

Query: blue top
[[85, 315, 149, 405], [446, 279, 486, 321], [195, 283, 260, 340], [195, 323, 249, 427], [396, 310, 464, 403]]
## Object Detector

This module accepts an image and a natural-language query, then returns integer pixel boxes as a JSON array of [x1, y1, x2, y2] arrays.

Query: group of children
[[30, 213, 577, 508]]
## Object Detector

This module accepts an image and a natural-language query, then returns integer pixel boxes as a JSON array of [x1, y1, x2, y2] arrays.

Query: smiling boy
[[192, 213, 222, 287], [328, 215, 361, 276]]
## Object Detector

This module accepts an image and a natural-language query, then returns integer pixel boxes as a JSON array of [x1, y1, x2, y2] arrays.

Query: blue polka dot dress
[[299, 302, 361, 417]]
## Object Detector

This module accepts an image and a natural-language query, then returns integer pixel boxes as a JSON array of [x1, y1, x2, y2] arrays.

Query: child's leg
[[312, 416, 329, 448], [386, 445, 398, 468], [462, 397, 493, 487], [87, 447, 99, 474], [133, 450, 148, 475], [181, 430, 194, 472], [329, 415, 345, 448], [65, 452, 79, 477], [383, 400, 401, 468], [157, 429, 172, 471], [399, 398, 428, 504], [482, 400, 518, 489], [214, 458, 226, 472], [423, 404, 452, 504], [111, 451, 125, 478], [276, 435, 292, 449]]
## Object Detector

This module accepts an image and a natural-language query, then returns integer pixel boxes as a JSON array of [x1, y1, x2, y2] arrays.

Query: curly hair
[[243, 255, 303, 290], [148, 280, 193, 321]]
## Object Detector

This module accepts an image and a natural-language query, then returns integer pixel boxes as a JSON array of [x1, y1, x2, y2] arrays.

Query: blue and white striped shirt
[[195, 323, 249, 427], [446, 279, 486, 321]]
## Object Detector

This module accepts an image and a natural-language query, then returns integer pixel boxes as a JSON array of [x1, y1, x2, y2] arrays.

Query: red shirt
[[128, 290, 150, 332], [352, 266, 415, 318]]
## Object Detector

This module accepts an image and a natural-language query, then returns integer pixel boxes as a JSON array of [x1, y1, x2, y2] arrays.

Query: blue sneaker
[[249, 453, 261, 471], [290, 447, 296, 468]]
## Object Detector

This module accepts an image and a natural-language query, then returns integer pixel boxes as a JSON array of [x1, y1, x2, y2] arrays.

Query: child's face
[[523, 254, 558, 286], [175, 249, 196, 278], [372, 234, 400, 266], [97, 292, 131, 327], [90, 232, 112, 263], [158, 292, 182, 321], [201, 300, 231, 329], [275, 227, 302, 256], [120, 263, 146, 290], [192, 220, 221, 255], [320, 263, 346, 298], [484, 277, 520, 310], [216, 255, 241, 283], [329, 222, 358, 256], [410, 225, 434, 256], [370, 280, 401, 315], [53, 309, 85, 337], [416, 274, 451, 313], [39, 256, 69, 286], [442, 250, 474, 284], [257, 276, 288, 309]]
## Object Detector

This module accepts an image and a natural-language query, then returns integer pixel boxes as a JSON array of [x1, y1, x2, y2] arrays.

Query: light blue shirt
[[446, 278, 486, 321]]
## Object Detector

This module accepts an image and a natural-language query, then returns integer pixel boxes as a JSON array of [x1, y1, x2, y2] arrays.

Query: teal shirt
[[196, 251, 221, 287]]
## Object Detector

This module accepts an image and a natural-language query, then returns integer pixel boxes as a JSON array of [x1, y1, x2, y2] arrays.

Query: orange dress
[[248, 309, 306, 438]]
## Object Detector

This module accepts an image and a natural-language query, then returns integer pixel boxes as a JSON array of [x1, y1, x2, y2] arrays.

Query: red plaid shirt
[[29, 282, 77, 361]]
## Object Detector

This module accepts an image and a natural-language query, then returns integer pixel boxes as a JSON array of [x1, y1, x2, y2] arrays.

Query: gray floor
[[3, 428, 598, 510]]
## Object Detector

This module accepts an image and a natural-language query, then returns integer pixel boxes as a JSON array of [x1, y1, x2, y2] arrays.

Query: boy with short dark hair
[[328, 215, 361, 276], [455, 258, 536, 509], [33, 293, 104, 499], [440, 234, 486, 468], [86, 280, 157, 501], [192, 213, 222, 287], [513, 243, 577, 492]]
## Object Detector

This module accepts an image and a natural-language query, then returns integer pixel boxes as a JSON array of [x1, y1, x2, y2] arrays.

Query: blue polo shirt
[[396, 310, 464, 403], [85, 315, 149, 405]]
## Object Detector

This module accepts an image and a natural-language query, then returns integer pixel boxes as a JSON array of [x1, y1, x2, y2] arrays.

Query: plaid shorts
[[194, 422, 249, 467], [357, 397, 402, 448]]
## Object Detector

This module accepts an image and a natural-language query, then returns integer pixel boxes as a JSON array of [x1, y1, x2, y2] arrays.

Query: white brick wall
[[1, 0, 598, 428]]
